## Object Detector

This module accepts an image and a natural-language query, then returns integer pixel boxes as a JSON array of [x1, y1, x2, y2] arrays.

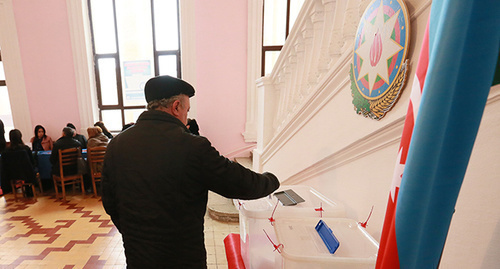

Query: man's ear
[[171, 100, 181, 116]]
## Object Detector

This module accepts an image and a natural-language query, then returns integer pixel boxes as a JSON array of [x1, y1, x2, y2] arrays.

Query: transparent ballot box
[[274, 217, 379, 269], [237, 185, 346, 269]]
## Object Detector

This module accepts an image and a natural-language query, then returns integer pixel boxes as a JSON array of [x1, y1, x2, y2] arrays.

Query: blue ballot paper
[[315, 220, 340, 254]]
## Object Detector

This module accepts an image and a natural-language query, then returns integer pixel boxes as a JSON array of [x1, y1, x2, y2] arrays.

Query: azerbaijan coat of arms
[[350, 0, 410, 120]]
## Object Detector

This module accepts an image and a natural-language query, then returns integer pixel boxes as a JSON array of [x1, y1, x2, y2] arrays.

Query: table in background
[[36, 149, 87, 180]]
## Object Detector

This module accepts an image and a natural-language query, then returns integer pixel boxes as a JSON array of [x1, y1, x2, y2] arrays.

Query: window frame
[[0, 52, 5, 87], [261, 0, 292, 76], [87, 0, 182, 131]]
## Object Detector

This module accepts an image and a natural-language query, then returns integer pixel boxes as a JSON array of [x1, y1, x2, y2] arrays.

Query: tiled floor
[[0, 192, 239, 268]]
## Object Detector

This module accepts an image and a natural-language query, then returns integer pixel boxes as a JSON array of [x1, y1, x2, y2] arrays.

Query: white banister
[[252, 0, 366, 171]]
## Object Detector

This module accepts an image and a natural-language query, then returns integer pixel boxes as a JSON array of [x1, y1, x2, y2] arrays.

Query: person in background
[[102, 75, 280, 268], [66, 123, 88, 149], [187, 118, 200, 135], [30, 125, 53, 151], [94, 121, 113, 139], [1, 129, 36, 196], [0, 119, 6, 152], [87, 126, 109, 148], [50, 127, 82, 176], [0, 120, 5, 195], [6, 129, 34, 164], [121, 122, 134, 132]]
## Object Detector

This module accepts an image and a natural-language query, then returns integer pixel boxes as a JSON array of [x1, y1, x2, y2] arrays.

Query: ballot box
[[237, 185, 346, 269], [273, 217, 379, 269]]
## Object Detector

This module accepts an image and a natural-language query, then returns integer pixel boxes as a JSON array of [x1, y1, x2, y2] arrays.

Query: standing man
[[102, 75, 280, 268]]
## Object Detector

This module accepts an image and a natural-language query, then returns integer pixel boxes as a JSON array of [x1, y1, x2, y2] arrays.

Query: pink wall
[[194, 0, 251, 156], [13, 0, 80, 141], [10, 0, 250, 155]]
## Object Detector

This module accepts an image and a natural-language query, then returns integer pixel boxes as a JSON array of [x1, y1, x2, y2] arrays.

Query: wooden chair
[[1, 150, 38, 202], [10, 180, 37, 202], [36, 172, 44, 195], [87, 146, 106, 197], [52, 147, 85, 201]]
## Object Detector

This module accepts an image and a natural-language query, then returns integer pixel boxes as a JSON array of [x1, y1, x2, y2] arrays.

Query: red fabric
[[223, 233, 246, 269], [376, 16, 430, 269]]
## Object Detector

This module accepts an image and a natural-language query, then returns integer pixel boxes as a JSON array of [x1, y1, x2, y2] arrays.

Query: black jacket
[[74, 134, 88, 149], [1, 145, 36, 193], [50, 136, 82, 176], [102, 110, 279, 268]]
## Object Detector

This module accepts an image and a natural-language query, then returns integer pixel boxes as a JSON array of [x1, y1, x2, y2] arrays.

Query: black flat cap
[[144, 75, 195, 103]]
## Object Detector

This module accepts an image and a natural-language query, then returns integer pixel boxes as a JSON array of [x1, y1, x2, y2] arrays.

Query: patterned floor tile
[[0, 193, 238, 268]]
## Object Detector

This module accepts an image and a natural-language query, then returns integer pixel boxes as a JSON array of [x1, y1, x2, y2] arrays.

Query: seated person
[[121, 122, 134, 132], [1, 129, 36, 195], [87, 126, 109, 148], [187, 118, 199, 135], [0, 119, 6, 153], [94, 121, 113, 139], [30, 125, 53, 151], [66, 123, 88, 149], [50, 127, 82, 176]]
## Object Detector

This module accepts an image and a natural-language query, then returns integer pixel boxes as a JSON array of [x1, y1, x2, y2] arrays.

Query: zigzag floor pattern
[[0, 193, 237, 268]]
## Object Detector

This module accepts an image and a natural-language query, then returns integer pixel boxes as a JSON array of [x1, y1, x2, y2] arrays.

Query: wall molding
[[261, 47, 353, 164], [281, 79, 500, 185], [243, 0, 264, 143], [282, 116, 404, 184]]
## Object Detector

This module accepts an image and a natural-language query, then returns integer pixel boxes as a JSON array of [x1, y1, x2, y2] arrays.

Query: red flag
[[375, 17, 429, 268]]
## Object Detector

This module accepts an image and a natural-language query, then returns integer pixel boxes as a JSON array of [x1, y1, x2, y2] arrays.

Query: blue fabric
[[395, 0, 500, 268], [37, 150, 87, 179]]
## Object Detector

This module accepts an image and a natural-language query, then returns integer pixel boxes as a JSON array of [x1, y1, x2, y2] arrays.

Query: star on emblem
[[355, 0, 403, 95]]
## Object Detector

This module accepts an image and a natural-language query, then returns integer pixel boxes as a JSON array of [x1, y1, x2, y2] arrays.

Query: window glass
[[0, 47, 14, 138], [115, 0, 154, 106], [265, 51, 281, 75], [0, 86, 14, 136], [262, 0, 305, 75], [89, 0, 117, 54], [289, 0, 305, 31], [159, 55, 178, 77], [0, 62, 5, 80], [98, 58, 119, 105], [101, 109, 123, 132], [153, 0, 179, 50], [263, 0, 287, 46], [124, 109, 145, 125], [89, 0, 181, 127], [122, 60, 151, 106]]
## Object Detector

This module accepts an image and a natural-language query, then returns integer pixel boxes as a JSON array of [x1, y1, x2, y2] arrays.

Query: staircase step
[[207, 191, 239, 223], [234, 157, 252, 169]]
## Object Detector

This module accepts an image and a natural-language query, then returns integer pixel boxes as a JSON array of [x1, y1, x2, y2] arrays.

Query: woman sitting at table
[[87, 126, 109, 148], [30, 125, 53, 151], [1, 129, 36, 195]]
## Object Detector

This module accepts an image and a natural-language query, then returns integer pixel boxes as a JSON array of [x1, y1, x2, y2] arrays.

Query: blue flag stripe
[[395, 0, 500, 268]]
